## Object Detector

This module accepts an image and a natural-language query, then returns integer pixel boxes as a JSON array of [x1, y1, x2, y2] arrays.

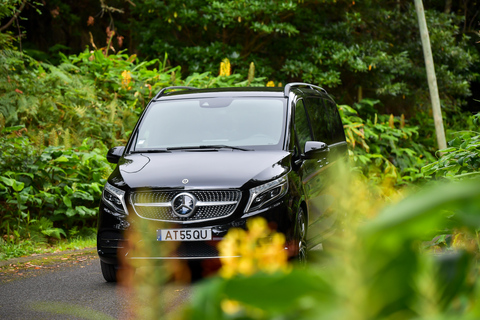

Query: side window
[[294, 99, 313, 153], [305, 98, 331, 144], [326, 101, 346, 143]]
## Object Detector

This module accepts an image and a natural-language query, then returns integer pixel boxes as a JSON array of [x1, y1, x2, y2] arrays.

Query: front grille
[[130, 190, 241, 223]]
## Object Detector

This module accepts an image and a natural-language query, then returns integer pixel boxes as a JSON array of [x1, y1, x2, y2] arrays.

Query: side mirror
[[106, 146, 125, 164], [303, 141, 329, 159]]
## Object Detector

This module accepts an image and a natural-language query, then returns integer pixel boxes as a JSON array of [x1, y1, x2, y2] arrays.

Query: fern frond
[[72, 104, 87, 118], [108, 99, 117, 123], [63, 129, 71, 149], [49, 128, 59, 147], [36, 130, 45, 150]]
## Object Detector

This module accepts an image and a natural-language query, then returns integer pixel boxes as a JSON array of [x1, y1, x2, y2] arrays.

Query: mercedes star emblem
[[172, 193, 196, 218]]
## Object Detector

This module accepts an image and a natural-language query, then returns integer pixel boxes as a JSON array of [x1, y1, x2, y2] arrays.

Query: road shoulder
[[0, 248, 97, 284]]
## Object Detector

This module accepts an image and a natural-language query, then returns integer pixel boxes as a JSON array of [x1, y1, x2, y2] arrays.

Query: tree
[[3, 0, 479, 115], [128, 0, 478, 115], [0, 0, 28, 49], [415, 0, 447, 150]]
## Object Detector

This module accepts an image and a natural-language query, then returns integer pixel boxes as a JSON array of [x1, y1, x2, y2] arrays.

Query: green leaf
[[188, 277, 226, 320], [75, 206, 96, 217], [1, 125, 25, 133], [11, 180, 24, 192], [63, 195, 72, 208], [361, 179, 480, 249], [439, 147, 457, 153], [41, 227, 67, 240], [53, 156, 69, 163], [224, 269, 332, 314], [0, 176, 14, 187], [65, 208, 77, 217]]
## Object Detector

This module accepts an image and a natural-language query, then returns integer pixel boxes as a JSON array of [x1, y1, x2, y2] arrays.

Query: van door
[[300, 97, 339, 248]]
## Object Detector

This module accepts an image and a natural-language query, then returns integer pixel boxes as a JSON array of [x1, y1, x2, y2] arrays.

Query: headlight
[[102, 182, 128, 216], [245, 175, 288, 213]]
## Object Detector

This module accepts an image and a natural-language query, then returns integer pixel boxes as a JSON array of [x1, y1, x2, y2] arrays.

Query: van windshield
[[132, 97, 286, 151]]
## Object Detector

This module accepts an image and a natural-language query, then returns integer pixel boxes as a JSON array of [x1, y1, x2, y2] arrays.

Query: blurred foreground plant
[[218, 217, 290, 278], [179, 176, 480, 320]]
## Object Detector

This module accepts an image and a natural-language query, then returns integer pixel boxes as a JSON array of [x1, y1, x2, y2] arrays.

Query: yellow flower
[[246, 217, 269, 239], [388, 114, 395, 129], [121, 70, 132, 90], [219, 58, 231, 76], [218, 217, 290, 278], [266, 81, 275, 87], [221, 299, 241, 315]]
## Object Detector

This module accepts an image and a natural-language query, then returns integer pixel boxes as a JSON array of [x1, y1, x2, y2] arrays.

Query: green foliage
[[0, 49, 267, 147], [422, 113, 480, 179], [0, 126, 111, 242], [128, 0, 478, 113], [341, 99, 436, 186], [0, 233, 96, 260], [1, 49, 146, 146], [0, 238, 37, 260], [0, 0, 43, 50]]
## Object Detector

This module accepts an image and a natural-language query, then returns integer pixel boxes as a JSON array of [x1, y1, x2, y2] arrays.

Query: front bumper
[[97, 198, 295, 265]]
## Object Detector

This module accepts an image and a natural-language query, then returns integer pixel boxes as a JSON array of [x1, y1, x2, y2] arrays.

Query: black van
[[97, 83, 347, 281]]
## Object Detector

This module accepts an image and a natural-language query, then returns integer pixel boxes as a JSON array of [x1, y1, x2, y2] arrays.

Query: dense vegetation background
[[2, 0, 478, 238], [1, 1, 480, 318]]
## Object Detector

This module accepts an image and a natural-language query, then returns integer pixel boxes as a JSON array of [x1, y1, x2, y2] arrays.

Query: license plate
[[157, 228, 212, 241]]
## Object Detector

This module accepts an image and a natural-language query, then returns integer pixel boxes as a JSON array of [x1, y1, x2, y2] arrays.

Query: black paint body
[[97, 85, 347, 267]]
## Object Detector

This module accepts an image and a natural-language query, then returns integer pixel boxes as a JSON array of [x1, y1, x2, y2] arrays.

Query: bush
[[422, 113, 480, 179], [0, 126, 111, 241], [340, 99, 436, 187]]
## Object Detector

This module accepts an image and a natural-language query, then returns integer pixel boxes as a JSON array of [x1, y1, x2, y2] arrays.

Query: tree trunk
[[414, 0, 447, 151]]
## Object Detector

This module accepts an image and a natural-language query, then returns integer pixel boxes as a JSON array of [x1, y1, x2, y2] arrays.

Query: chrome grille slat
[[130, 190, 241, 223]]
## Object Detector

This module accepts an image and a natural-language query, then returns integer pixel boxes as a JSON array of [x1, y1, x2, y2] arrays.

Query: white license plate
[[157, 228, 212, 241]]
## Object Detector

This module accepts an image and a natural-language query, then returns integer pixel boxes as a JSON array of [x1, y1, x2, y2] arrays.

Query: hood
[[117, 150, 290, 189]]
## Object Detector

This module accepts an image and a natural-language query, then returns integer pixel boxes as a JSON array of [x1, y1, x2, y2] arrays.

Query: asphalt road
[[0, 252, 192, 319]]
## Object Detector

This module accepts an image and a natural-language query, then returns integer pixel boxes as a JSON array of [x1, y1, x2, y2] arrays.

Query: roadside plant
[[422, 113, 480, 179], [0, 126, 111, 242], [340, 99, 435, 187]]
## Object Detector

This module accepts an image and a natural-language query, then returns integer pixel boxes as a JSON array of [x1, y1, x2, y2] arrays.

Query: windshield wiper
[[167, 145, 252, 151], [131, 148, 171, 153]]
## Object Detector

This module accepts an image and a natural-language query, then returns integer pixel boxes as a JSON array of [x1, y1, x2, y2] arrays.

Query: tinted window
[[133, 98, 286, 150], [294, 99, 313, 153], [326, 101, 345, 143], [305, 98, 331, 144]]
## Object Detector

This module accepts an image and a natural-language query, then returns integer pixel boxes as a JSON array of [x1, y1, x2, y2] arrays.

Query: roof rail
[[153, 86, 198, 100], [283, 82, 327, 97]]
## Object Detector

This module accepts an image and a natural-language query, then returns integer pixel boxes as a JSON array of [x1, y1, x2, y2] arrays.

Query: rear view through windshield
[[133, 97, 286, 150]]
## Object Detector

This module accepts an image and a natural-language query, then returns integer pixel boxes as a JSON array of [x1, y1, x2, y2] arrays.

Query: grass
[[0, 236, 96, 261]]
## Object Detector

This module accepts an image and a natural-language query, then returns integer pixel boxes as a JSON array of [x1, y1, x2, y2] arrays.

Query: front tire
[[296, 207, 308, 264], [100, 261, 117, 282]]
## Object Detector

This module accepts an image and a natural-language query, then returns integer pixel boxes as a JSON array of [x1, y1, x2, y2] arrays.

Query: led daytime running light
[[103, 182, 128, 214]]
